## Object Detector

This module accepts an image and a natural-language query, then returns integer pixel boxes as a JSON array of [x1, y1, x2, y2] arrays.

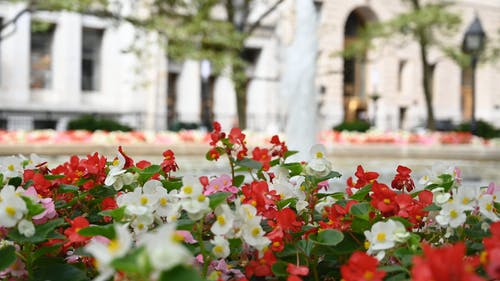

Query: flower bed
[[0, 122, 499, 281], [1, 129, 498, 146]]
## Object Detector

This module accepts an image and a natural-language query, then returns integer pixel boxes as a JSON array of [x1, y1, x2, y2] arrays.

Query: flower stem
[[197, 220, 210, 278]]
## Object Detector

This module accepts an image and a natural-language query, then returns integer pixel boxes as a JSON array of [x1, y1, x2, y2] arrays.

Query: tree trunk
[[418, 38, 436, 130], [232, 60, 248, 129]]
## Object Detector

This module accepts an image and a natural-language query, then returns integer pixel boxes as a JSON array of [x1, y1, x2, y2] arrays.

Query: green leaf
[[311, 229, 344, 246], [237, 158, 262, 170], [282, 162, 303, 176], [21, 196, 45, 217], [423, 203, 441, 211], [379, 265, 409, 273], [164, 179, 183, 192], [99, 206, 126, 221], [277, 197, 298, 210], [351, 217, 372, 233], [0, 245, 16, 271], [350, 202, 371, 220], [44, 174, 65, 180], [385, 272, 409, 281], [349, 184, 372, 201], [138, 164, 161, 184], [7, 218, 65, 243], [208, 192, 231, 210], [317, 171, 342, 182], [111, 247, 151, 276], [159, 265, 205, 281], [390, 217, 413, 228], [79, 224, 116, 239], [58, 184, 79, 193], [8, 177, 22, 187], [232, 175, 245, 187], [33, 258, 89, 281], [271, 261, 288, 277], [284, 150, 299, 159]]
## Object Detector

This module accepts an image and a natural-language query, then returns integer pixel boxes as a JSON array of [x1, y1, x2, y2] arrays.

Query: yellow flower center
[[137, 223, 144, 230], [140, 197, 148, 205], [315, 151, 323, 158], [251, 227, 261, 237], [273, 241, 281, 247], [383, 198, 391, 204], [112, 159, 119, 166], [364, 271, 374, 280], [300, 185, 306, 191], [160, 197, 168, 206], [7, 164, 15, 171], [450, 210, 458, 219], [486, 203, 493, 212], [107, 240, 121, 253], [217, 215, 226, 225], [214, 245, 224, 254], [198, 194, 206, 202], [214, 185, 219, 190], [376, 232, 386, 242], [364, 240, 371, 249], [172, 232, 184, 243], [480, 251, 488, 264], [183, 186, 193, 195], [462, 197, 470, 205], [5, 206, 16, 217]]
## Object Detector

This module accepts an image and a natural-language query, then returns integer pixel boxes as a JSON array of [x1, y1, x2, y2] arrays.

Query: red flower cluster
[[286, 263, 309, 281], [245, 249, 276, 278], [241, 181, 279, 217], [269, 135, 288, 158], [161, 149, 179, 176], [63, 216, 90, 249], [341, 251, 386, 281], [23, 169, 53, 197], [207, 121, 248, 161], [411, 243, 484, 281], [319, 200, 358, 231], [482, 222, 500, 279], [51, 153, 107, 190], [391, 165, 415, 192], [252, 147, 271, 171], [347, 165, 379, 194]]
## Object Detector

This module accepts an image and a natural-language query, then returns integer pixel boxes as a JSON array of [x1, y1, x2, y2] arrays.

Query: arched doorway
[[343, 7, 377, 122]]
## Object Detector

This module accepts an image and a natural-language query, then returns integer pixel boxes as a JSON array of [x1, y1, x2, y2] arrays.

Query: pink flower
[[22, 187, 57, 224], [176, 230, 197, 244], [204, 175, 238, 198]]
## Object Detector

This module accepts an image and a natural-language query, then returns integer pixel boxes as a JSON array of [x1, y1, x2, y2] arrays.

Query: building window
[[30, 21, 55, 89], [397, 60, 406, 92], [82, 28, 103, 91]]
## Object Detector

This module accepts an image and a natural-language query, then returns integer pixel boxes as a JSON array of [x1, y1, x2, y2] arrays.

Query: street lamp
[[462, 14, 486, 135], [200, 59, 212, 130]]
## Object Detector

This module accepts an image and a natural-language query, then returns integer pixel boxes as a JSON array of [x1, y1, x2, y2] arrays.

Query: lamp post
[[369, 94, 380, 127], [462, 15, 486, 135], [200, 59, 212, 130]]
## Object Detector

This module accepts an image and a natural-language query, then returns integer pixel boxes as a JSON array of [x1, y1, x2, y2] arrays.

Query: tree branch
[[0, 7, 32, 40], [244, 0, 284, 36]]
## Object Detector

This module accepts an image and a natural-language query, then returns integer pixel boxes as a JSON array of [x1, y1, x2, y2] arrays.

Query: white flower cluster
[[364, 219, 409, 260]]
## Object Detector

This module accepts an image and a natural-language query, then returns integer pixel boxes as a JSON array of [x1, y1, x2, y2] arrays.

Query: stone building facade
[[0, 0, 499, 132]]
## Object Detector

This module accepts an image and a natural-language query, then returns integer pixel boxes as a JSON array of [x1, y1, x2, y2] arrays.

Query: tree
[[341, 0, 491, 130], [1, 0, 284, 129]]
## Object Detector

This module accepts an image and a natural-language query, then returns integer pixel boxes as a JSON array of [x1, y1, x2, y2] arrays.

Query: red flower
[[286, 263, 309, 281], [118, 146, 134, 169], [411, 243, 484, 281], [347, 165, 379, 192], [228, 128, 245, 145], [482, 222, 500, 279], [64, 216, 90, 248], [391, 165, 415, 192], [341, 251, 386, 281], [241, 181, 279, 216], [24, 170, 53, 197], [245, 250, 276, 278], [161, 149, 179, 175], [270, 135, 288, 158], [370, 182, 398, 217], [252, 147, 271, 171], [136, 160, 151, 169], [101, 197, 118, 222], [320, 200, 357, 231], [207, 148, 220, 161]]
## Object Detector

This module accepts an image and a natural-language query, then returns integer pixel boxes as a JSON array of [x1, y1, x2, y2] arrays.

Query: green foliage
[[168, 122, 200, 132], [67, 115, 132, 132], [455, 120, 500, 139], [0, 246, 16, 271], [333, 120, 371, 132]]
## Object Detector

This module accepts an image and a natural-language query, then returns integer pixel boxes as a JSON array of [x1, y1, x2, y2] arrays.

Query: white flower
[[419, 163, 454, 186], [211, 235, 230, 259], [131, 213, 154, 235], [138, 223, 192, 272], [179, 175, 203, 199], [105, 151, 128, 189], [0, 185, 28, 228], [435, 201, 467, 228], [211, 204, 235, 236], [151, 185, 181, 219], [0, 156, 24, 179], [305, 144, 332, 177], [364, 220, 405, 253], [18, 219, 35, 237], [241, 220, 270, 252], [478, 194, 498, 222], [454, 186, 480, 211], [315, 196, 337, 214], [295, 200, 309, 213], [117, 187, 157, 216], [432, 188, 451, 205], [84, 224, 132, 281]]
